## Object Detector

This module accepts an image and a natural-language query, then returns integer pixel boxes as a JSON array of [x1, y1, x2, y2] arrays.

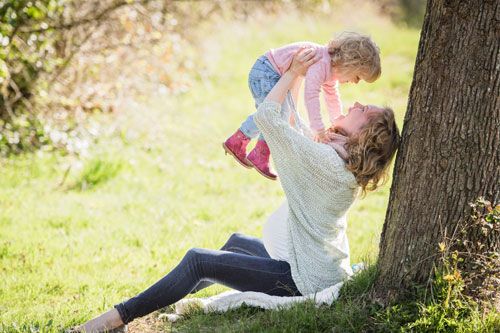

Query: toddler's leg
[[223, 129, 253, 168], [244, 55, 282, 141], [247, 90, 295, 180], [247, 139, 276, 180], [238, 56, 291, 180], [222, 56, 276, 169], [240, 114, 261, 140]]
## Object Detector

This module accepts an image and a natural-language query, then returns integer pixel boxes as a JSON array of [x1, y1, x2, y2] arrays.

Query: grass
[[0, 4, 427, 332], [68, 157, 123, 191], [172, 266, 381, 333]]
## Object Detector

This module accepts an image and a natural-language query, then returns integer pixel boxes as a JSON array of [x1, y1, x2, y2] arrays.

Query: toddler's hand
[[325, 128, 348, 143], [314, 131, 330, 143]]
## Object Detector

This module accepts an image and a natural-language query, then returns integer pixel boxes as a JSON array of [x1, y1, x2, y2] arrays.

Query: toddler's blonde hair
[[328, 32, 381, 83]]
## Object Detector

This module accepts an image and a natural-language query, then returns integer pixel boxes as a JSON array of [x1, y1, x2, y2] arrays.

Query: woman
[[77, 48, 400, 332]]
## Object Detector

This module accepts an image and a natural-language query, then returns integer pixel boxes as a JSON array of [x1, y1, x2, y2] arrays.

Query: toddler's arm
[[303, 65, 327, 134], [322, 81, 342, 124]]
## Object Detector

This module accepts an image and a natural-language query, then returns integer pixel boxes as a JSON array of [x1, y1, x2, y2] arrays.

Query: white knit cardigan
[[253, 101, 359, 295]]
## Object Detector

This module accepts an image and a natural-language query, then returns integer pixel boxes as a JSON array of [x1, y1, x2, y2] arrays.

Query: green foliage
[[0, 0, 66, 106], [0, 114, 52, 155], [0, 0, 288, 156], [373, 272, 498, 332], [0, 0, 66, 155], [374, 270, 474, 332], [69, 157, 122, 190], [373, 198, 500, 333], [338, 262, 378, 300], [454, 198, 500, 303], [377, 0, 426, 27]]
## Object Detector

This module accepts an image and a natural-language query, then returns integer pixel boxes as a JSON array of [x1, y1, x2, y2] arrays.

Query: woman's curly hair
[[342, 107, 400, 195], [328, 31, 381, 83]]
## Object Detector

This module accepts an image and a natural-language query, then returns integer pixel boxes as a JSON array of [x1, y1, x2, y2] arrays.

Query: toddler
[[223, 32, 381, 180]]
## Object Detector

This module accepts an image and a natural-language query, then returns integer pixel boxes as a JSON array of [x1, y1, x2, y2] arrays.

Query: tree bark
[[374, 0, 499, 303]]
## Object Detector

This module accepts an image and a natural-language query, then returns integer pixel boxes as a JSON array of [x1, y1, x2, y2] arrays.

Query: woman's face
[[333, 102, 384, 136]]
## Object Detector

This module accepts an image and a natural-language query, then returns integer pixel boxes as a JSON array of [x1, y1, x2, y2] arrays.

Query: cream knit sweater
[[254, 101, 359, 295]]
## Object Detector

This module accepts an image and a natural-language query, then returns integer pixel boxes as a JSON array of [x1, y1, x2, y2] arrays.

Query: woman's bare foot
[[77, 308, 125, 332]]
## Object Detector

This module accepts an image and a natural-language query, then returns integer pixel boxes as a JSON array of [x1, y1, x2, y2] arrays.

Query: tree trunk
[[374, 0, 499, 303]]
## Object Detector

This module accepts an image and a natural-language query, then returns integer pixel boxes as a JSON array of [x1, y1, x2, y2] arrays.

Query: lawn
[[0, 4, 420, 332]]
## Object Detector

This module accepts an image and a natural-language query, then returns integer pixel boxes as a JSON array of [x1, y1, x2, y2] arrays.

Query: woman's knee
[[183, 248, 217, 278], [229, 232, 245, 242], [184, 248, 206, 263], [222, 233, 244, 249]]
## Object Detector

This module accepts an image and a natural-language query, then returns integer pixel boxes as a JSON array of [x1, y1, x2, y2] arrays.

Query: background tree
[[374, 0, 499, 306]]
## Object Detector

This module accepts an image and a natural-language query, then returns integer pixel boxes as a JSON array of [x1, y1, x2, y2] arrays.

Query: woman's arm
[[264, 48, 318, 104], [291, 77, 302, 106], [289, 77, 302, 127]]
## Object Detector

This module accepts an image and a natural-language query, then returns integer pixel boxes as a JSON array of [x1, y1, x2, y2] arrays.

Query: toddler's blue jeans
[[240, 56, 295, 141], [114, 233, 300, 324]]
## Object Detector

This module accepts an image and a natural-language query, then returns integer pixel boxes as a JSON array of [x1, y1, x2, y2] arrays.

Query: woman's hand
[[289, 48, 319, 77], [324, 129, 349, 160], [264, 48, 318, 105]]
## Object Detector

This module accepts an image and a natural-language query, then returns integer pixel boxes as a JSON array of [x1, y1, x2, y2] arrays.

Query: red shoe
[[247, 140, 277, 180], [222, 129, 252, 168]]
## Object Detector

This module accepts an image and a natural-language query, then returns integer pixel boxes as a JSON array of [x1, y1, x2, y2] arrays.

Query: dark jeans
[[114, 233, 301, 324]]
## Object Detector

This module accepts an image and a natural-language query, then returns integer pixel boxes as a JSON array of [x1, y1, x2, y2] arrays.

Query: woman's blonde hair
[[328, 31, 381, 83], [336, 107, 400, 195]]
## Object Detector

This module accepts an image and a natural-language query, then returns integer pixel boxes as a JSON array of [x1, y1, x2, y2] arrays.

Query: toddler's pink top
[[265, 42, 341, 132]]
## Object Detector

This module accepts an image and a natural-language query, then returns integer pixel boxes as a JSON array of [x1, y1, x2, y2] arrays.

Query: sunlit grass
[[68, 157, 123, 190], [0, 4, 420, 332]]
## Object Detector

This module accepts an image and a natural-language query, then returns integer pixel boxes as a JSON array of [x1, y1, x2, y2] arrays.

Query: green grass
[[0, 5, 425, 332], [68, 157, 123, 191], [173, 266, 381, 333]]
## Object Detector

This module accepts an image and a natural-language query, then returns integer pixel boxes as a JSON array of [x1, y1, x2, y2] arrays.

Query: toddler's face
[[335, 67, 362, 84]]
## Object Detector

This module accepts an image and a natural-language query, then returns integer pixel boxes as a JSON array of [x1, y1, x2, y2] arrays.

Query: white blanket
[[161, 282, 344, 322]]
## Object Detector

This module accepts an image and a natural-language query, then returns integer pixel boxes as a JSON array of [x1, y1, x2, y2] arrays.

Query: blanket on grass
[[161, 282, 344, 322]]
